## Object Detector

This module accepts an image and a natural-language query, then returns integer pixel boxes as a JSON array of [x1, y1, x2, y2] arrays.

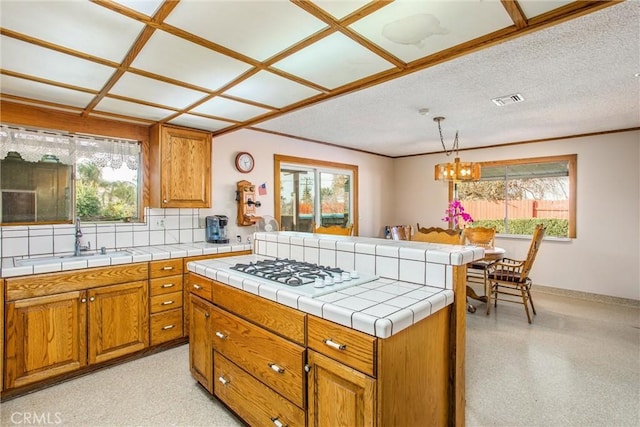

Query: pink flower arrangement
[[442, 199, 474, 229]]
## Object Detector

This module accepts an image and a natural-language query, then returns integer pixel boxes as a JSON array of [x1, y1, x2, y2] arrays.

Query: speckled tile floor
[[1, 288, 638, 427]]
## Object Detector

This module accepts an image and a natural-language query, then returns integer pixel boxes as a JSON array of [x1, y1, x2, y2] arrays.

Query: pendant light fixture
[[432, 116, 481, 181]]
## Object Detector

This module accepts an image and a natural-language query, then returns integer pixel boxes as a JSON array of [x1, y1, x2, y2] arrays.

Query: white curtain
[[0, 124, 140, 169]]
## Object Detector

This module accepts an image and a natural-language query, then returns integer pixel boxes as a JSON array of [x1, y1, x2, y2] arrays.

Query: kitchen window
[[275, 155, 358, 234], [456, 154, 577, 238], [0, 124, 141, 225]]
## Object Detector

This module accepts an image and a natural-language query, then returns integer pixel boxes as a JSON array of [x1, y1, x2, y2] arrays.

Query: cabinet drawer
[[150, 291, 183, 314], [150, 309, 183, 345], [211, 306, 305, 408], [214, 352, 305, 427], [307, 315, 377, 377], [149, 259, 183, 278], [213, 281, 306, 345], [149, 275, 183, 296], [186, 273, 212, 302]]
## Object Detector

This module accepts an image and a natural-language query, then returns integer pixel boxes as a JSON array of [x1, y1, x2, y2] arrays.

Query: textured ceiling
[[1, 0, 638, 157]]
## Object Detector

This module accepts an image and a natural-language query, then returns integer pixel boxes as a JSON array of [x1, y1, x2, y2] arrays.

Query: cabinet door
[[307, 350, 376, 427], [157, 126, 211, 208], [4, 291, 87, 388], [87, 281, 148, 365], [189, 294, 213, 393]]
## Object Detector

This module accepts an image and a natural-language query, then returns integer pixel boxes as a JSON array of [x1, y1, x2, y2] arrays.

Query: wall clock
[[234, 152, 254, 173]]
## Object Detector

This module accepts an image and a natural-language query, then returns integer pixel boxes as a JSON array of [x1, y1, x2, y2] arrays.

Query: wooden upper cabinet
[[150, 124, 211, 208]]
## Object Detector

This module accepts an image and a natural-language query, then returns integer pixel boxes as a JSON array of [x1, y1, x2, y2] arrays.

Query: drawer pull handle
[[271, 417, 286, 427], [218, 376, 229, 386], [268, 363, 285, 374], [162, 324, 175, 330], [161, 283, 175, 288], [215, 331, 227, 339], [193, 284, 202, 290], [161, 300, 174, 305], [161, 266, 174, 270], [324, 339, 346, 351]]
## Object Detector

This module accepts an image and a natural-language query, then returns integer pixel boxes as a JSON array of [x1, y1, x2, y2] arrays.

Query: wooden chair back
[[389, 225, 412, 240], [461, 226, 496, 248], [521, 224, 546, 279], [312, 222, 353, 236], [412, 226, 462, 244]]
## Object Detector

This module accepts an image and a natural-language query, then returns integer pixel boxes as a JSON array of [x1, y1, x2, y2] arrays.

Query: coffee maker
[[206, 215, 229, 243]]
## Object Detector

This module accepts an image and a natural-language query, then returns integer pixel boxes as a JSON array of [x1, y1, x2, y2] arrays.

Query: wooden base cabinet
[[5, 291, 87, 389], [307, 350, 375, 427], [188, 274, 456, 427], [3, 263, 149, 391], [189, 294, 213, 393], [87, 281, 148, 365]]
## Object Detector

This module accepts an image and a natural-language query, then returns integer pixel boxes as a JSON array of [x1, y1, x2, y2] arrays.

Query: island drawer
[[214, 351, 305, 427], [186, 273, 213, 302], [307, 315, 377, 377], [212, 281, 306, 345], [211, 306, 306, 408], [150, 309, 183, 345], [149, 275, 183, 296], [150, 291, 183, 314], [149, 259, 183, 278]]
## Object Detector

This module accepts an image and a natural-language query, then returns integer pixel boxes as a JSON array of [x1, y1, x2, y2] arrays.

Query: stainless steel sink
[[16, 251, 132, 266]]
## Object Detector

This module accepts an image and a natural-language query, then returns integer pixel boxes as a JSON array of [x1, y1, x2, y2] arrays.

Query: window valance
[[0, 124, 140, 170]]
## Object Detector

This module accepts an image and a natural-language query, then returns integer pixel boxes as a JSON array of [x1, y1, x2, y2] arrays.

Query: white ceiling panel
[[0, 1, 144, 63], [168, 114, 234, 132], [192, 97, 271, 122], [0, 75, 95, 109], [132, 30, 253, 91], [350, 0, 513, 63], [256, 1, 640, 157], [0, 36, 116, 91], [313, 0, 370, 20], [94, 97, 176, 122], [164, 1, 327, 61], [111, 0, 163, 17], [1, 1, 636, 158], [518, 0, 574, 19], [109, 72, 208, 110], [224, 71, 322, 108], [272, 32, 395, 89]]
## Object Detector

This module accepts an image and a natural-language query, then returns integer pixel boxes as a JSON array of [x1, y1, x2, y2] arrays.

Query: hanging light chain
[[434, 117, 459, 157]]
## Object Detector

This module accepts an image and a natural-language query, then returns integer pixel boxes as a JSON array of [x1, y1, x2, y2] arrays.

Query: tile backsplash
[[0, 208, 217, 259]]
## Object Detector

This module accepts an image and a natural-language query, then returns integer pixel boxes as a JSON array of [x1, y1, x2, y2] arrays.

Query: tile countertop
[[188, 254, 456, 339], [0, 242, 252, 278]]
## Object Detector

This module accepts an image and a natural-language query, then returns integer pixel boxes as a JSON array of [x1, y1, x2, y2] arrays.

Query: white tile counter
[[0, 242, 252, 277], [186, 231, 485, 338]]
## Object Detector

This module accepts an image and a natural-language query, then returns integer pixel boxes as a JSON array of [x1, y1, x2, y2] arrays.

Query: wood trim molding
[[274, 154, 359, 236], [0, 100, 151, 218]]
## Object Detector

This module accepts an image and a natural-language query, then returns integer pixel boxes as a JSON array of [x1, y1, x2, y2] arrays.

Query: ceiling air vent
[[491, 93, 524, 106]]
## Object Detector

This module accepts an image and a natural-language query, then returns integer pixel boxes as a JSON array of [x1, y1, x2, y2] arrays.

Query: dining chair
[[312, 222, 353, 236], [486, 224, 546, 323], [389, 225, 412, 240], [412, 226, 462, 244], [461, 226, 497, 299]]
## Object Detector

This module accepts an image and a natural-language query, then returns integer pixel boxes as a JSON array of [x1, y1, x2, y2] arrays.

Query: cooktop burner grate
[[230, 259, 345, 287]]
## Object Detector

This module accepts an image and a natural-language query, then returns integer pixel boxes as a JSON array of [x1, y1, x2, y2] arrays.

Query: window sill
[[496, 234, 572, 242]]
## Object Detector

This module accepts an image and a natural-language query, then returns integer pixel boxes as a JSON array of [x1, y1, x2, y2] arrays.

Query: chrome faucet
[[74, 219, 90, 256]]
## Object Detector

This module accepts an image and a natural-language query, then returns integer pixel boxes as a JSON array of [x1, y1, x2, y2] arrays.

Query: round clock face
[[235, 152, 254, 173]]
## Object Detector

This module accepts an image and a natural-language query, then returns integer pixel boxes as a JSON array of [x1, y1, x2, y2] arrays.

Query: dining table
[[466, 246, 506, 313]]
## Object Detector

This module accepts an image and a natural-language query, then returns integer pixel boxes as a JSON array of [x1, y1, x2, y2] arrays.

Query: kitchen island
[[186, 231, 483, 427]]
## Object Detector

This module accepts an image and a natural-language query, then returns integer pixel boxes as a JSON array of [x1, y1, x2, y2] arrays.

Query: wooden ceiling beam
[[501, 0, 528, 29]]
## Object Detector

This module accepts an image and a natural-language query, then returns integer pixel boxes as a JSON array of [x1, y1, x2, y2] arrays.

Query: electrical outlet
[[156, 218, 165, 228]]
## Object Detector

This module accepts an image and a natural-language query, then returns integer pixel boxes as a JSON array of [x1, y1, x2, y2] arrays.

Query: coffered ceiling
[[1, 0, 638, 157]]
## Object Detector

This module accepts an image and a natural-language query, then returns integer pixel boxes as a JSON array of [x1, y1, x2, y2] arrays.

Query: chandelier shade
[[435, 157, 481, 181], [430, 116, 481, 182]]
